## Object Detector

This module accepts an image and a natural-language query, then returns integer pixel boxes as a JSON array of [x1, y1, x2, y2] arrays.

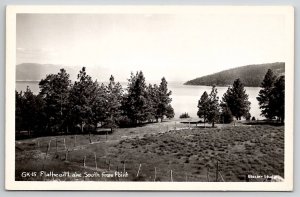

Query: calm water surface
[[16, 81, 262, 119]]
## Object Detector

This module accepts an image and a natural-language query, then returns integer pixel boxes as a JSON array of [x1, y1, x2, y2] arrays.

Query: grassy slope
[[15, 121, 284, 182], [184, 62, 285, 87]]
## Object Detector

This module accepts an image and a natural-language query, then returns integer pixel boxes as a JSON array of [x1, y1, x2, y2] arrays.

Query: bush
[[179, 112, 190, 119], [251, 116, 256, 121], [245, 113, 251, 121], [220, 106, 233, 123]]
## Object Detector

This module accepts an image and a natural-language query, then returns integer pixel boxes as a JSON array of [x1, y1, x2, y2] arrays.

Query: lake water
[[16, 81, 262, 119]]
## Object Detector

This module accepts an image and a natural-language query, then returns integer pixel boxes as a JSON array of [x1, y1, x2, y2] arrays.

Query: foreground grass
[[15, 122, 284, 182]]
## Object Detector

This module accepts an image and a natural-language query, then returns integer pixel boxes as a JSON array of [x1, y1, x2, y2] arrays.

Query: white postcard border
[[5, 5, 294, 191]]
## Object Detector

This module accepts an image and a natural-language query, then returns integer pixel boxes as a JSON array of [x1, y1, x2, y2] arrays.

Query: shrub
[[245, 112, 251, 121], [179, 112, 190, 119], [252, 116, 256, 121]]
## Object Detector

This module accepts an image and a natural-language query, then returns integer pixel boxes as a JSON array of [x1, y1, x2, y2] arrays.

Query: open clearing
[[15, 121, 284, 182]]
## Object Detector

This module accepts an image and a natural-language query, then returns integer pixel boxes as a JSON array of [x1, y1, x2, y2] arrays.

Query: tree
[[89, 81, 108, 130], [219, 102, 233, 124], [39, 69, 71, 133], [69, 67, 98, 133], [245, 112, 251, 121], [206, 86, 220, 127], [146, 84, 160, 122], [15, 90, 24, 133], [269, 76, 285, 123], [165, 104, 175, 119], [105, 75, 123, 132], [16, 87, 45, 135], [122, 71, 149, 125], [222, 78, 251, 120], [157, 77, 174, 122], [257, 69, 277, 119], [197, 91, 209, 127], [179, 112, 190, 119]]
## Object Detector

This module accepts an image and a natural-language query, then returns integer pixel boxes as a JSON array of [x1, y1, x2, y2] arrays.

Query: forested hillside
[[184, 62, 285, 87]]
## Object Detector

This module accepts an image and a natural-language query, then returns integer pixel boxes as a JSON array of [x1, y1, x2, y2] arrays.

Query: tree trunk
[[212, 121, 214, 128]]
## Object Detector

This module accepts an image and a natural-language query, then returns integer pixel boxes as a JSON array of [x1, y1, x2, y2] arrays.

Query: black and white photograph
[[5, 5, 294, 190]]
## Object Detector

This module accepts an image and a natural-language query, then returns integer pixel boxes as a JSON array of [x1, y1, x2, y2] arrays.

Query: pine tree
[[157, 77, 174, 122], [39, 69, 71, 133], [91, 82, 108, 129], [197, 91, 209, 127], [269, 76, 285, 123], [147, 84, 160, 122], [257, 69, 277, 119], [122, 71, 149, 125], [219, 102, 233, 124], [105, 75, 123, 132], [165, 104, 175, 119], [15, 90, 24, 133], [19, 86, 45, 135], [206, 86, 220, 127], [222, 78, 251, 120], [69, 67, 98, 133]]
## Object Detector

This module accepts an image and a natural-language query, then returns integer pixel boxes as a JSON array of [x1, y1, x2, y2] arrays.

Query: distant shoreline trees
[[15, 68, 174, 136]]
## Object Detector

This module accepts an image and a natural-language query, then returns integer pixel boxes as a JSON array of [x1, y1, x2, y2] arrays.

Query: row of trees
[[197, 69, 285, 127], [16, 67, 174, 135], [197, 78, 251, 127]]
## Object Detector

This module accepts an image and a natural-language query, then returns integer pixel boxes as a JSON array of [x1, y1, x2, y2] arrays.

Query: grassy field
[[15, 120, 284, 182]]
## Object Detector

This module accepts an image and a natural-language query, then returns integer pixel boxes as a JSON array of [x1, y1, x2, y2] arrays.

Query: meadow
[[15, 120, 284, 182]]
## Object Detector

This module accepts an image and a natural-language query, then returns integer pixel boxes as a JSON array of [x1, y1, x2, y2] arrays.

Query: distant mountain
[[16, 63, 80, 81], [184, 62, 285, 87]]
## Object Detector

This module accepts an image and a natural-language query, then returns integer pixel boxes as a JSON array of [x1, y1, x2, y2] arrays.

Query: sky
[[16, 13, 286, 82]]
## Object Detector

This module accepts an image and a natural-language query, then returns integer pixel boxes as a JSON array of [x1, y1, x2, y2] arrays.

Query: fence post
[[94, 152, 97, 169], [215, 160, 219, 182], [89, 133, 92, 144], [55, 138, 58, 152], [65, 149, 68, 161], [154, 167, 157, 182], [123, 161, 126, 173], [207, 167, 210, 182], [48, 139, 51, 152], [63, 138, 67, 150], [83, 156, 86, 168], [136, 163, 141, 177], [116, 166, 119, 181], [185, 172, 188, 182], [170, 170, 173, 182]]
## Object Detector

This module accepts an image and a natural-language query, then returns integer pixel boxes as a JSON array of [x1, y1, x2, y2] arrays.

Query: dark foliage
[[179, 112, 190, 119], [257, 70, 285, 123], [16, 68, 174, 136], [222, 79, 251, 120]]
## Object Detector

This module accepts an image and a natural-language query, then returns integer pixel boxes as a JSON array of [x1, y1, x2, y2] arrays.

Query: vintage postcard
[[5, 5, 294, 190]]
